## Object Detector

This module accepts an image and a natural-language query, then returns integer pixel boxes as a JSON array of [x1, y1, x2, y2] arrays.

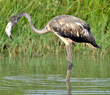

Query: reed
[[0, 0, 110, 56]]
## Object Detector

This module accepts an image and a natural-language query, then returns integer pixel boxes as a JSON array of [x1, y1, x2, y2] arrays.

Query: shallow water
[[0, 53, 110, 95]]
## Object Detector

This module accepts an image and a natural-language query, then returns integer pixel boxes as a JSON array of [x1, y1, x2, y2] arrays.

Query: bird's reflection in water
[[66, 69, 72, 95], [66, 79, 72, 95]]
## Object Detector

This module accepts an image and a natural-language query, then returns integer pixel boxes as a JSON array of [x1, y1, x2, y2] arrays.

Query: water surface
[[0, 53, 110, 94]]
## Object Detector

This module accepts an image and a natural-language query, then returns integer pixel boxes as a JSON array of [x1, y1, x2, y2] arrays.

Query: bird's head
[[5, 13, 24, 40]]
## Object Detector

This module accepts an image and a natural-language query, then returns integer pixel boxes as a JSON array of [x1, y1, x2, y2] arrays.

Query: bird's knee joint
[[68, 62, 73, 70]]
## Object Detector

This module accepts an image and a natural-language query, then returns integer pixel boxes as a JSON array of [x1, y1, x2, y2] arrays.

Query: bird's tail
[[87, 43, 100, 50], [88, 30, 100, 49], [93, 43, 100, 49], [90, 39, 100, 49]]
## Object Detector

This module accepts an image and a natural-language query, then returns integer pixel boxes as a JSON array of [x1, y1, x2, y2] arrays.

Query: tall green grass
[[0, 0, 110, 56]]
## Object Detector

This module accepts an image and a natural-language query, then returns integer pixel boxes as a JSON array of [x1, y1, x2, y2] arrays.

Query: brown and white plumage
[[47, 15, 99, 48], [5, 12, 100, 81]]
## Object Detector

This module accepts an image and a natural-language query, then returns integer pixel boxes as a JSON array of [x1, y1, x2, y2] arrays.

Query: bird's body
[[46, 15, 99, 48], [5, 12, 100, 81]]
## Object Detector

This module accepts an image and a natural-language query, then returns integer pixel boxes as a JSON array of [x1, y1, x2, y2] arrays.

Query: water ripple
[[0, 74, 110, 94]]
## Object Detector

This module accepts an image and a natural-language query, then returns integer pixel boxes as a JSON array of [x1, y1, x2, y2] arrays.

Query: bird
[[5, 12, 100, 80]]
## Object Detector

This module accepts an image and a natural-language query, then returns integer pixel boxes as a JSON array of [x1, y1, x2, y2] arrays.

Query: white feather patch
[[5, 22, 12, 37], [70, 23, 74, 29], [66, 23, 69, 27], [75, 22, 83, 27]]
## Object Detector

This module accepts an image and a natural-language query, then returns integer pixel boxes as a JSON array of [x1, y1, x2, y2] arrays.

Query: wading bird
[[5, 12, 100, 80]]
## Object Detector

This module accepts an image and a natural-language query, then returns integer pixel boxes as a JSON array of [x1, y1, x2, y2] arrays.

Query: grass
[[0, 0, 110, 56]]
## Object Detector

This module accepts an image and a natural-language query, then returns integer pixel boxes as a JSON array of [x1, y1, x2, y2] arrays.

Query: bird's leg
[[65, 45, 73, 81], [66, 45, 73, 70], [65, 45, 72, 95]]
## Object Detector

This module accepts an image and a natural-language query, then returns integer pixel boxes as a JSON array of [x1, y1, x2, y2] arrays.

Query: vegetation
[[0, 0, 110, 56]]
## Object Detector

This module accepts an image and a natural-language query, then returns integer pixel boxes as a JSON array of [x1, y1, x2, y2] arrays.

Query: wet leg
[[65, 45, 73, 81]]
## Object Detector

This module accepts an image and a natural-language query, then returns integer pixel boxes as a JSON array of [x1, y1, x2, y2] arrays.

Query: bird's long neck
[[21, 13, 48, 34]]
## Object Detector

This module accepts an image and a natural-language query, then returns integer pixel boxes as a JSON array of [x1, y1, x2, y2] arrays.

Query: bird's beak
[[5, 22, 13, 40]]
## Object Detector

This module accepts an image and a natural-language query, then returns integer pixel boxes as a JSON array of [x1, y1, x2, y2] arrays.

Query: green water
[[0, 53, 110, 95]]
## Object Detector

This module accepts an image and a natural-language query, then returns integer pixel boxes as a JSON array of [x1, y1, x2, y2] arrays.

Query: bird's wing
[[49, 15, 91, 43]]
